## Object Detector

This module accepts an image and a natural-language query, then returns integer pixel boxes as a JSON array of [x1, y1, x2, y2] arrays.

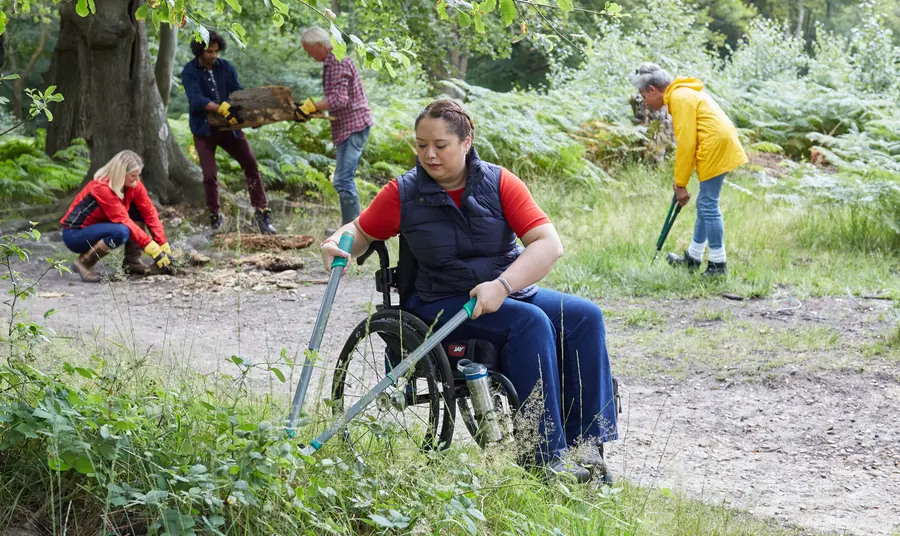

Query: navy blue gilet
[[398, 148, 537, 303]]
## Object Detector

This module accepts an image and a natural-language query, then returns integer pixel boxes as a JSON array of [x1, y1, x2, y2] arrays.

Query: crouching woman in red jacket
[[61, 150, 173, 282]]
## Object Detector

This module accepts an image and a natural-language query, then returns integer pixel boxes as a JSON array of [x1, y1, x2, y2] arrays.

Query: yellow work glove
[[160, 242, 172, 255], [293, 98, 317, 123], [216, 101, 244, 126], [144, 241, 172, 269]]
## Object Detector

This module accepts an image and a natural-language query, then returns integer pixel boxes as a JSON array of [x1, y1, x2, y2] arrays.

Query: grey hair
[[632, 62, 673, 91], [301, 26, 331, 47]]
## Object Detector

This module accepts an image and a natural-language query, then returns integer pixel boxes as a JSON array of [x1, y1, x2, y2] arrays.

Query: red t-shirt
[[359, 168, 550, 240]]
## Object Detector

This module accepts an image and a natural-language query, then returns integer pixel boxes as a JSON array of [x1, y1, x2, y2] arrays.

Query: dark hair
[[415, 100, 474, 142], [191, 31, 227, 57]]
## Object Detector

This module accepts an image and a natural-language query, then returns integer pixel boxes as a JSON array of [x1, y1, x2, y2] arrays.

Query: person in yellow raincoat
[[633, 63, 747, 276]]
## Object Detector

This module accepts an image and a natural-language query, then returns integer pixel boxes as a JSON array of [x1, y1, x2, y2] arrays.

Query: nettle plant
[[0, 226, 69, 353]]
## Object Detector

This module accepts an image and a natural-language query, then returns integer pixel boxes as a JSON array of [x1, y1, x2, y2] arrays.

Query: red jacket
[[61, 180, 166, 248]]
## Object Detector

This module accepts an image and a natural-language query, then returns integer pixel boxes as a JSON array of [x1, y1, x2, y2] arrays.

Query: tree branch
[[154, 22, 177, 108], [22, 24, 49, 82], [514, 0, 613, 16], [0, 118, 31, 138], [526, 1, 585, 53]]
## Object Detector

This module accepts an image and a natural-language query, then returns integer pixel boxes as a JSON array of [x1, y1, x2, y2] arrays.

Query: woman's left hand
[[469, 280, 509, 319]]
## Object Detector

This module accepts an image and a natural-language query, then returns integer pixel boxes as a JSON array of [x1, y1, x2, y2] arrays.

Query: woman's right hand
[[321, 239, 351, 273], [674, 185, 691, 207]]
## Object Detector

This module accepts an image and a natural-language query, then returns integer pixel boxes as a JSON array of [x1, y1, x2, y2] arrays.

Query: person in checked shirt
[[298, 26, 374, 226]]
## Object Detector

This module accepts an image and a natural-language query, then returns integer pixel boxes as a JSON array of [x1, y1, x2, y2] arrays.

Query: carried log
[[207, 86, 332, 130]]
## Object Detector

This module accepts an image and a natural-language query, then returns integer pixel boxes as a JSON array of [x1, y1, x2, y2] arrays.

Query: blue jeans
[[407, 288, 618, 462], [693, 173, 726, 250], [334, 127, 370, 224], [62, 223, 130, 253]]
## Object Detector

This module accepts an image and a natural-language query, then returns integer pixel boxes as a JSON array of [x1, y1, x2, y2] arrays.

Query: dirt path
[[4, 237, 899, 536]]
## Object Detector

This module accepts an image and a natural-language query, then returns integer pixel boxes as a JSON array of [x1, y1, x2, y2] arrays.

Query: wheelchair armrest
[[357, 240, 391, 272], [357, 244, 377, 266]]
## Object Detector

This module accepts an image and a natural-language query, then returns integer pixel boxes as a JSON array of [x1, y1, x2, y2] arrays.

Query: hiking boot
[[210, 212, 225, 230], [123, 240, 151, 275], [703, 261, 727, 276], [574, 444, 614, 484], [73, 240, 111, 283], [254, 208, 277, 235], [666, 250, 702, 270], [544, 456, 591, 484]]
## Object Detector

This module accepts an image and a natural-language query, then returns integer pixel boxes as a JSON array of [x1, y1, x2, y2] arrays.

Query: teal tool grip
[[463, 297, 477, 318], [330, 232, 354, 268]]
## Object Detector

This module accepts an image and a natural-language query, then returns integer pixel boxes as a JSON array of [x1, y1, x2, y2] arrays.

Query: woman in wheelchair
[[320, 99, 617, 483]]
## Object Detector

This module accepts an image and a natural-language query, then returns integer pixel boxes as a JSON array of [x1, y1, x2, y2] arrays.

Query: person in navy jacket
[[320, 101, 618, 484], [181, 31, 276, 234]]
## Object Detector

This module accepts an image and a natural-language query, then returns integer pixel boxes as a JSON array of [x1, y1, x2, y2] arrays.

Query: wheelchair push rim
[[330, 309, 457, 456]]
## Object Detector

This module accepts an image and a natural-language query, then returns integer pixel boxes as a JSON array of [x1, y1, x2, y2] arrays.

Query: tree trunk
[[4, 33, 23, 120], [44, 11, 88, 155], [794, 2, 806, 39], [154, 22, 177, 108], [45, 0, 202, 204]]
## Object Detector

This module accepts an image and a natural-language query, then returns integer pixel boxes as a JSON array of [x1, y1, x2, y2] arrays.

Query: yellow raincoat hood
[[664, 77, 747, 187]]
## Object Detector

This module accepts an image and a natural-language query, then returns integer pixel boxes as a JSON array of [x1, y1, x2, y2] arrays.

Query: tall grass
[[0, 341, 809, 536], [534, 163, 899, 300]]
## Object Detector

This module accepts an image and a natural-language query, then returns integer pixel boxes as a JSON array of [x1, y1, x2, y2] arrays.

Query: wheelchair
[[329, 239, 619, 456]]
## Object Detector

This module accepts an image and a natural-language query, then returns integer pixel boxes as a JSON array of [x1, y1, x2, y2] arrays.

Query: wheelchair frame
[[300, 240, 521, 454], [299, 239, 619, 455]]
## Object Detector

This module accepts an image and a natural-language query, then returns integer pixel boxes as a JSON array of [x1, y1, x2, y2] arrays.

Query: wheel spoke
[[330, 316, 451, 457]]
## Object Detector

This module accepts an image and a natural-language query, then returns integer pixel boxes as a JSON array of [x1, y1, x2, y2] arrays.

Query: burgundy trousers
[[194, 129, 267, 213]]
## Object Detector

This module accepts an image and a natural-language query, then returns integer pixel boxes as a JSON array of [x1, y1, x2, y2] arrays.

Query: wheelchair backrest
[[396, 235, 418, 308]]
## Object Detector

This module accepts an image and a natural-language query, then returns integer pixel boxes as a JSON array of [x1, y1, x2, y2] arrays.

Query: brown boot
[[73, 240, 111, 283], [123, 240, 152, 276]]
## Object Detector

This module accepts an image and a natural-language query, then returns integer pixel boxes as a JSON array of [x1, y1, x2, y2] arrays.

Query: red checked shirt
[[323, 52, 373, 146]]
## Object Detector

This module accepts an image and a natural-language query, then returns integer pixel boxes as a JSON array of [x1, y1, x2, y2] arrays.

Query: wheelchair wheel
[[457, 372, 520, 449], [331, 309, 456, 455]]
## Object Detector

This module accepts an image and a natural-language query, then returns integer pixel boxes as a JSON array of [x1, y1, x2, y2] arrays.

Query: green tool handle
[[331, 232, 354, 268], [286, 232, 354, 436], [304, 297, 477, 453], [656, 195, 678, 251]]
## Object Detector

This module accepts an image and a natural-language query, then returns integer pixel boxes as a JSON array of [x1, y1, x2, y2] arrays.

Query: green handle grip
[[330, 232, 354, 269], [462, 297, 477, 318]]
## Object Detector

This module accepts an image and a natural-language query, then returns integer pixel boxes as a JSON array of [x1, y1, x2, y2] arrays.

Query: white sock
[[687, 240, 706, 261], [708, 247, 726, 263]]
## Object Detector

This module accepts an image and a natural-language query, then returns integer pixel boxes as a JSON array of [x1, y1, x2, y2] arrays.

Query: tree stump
[[207, 86, 332, 130]]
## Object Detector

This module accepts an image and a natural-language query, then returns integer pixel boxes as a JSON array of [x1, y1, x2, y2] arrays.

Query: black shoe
[[544, 456, 591, 484], [254, 208, 277, 235], [703, 261, 727, 276], [666, 250, 702, 270], [575, 445, 614, 484], [210, 213, 225, 230]]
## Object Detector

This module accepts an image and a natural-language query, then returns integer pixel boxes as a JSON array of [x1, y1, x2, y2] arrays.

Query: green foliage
[[0, 227, 69, 351], [0, 136, 87, 204], [847, 1, 899, 93], [722, 18, 808, 84]]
